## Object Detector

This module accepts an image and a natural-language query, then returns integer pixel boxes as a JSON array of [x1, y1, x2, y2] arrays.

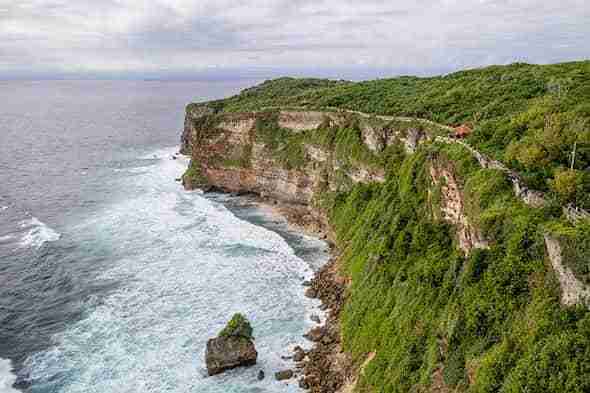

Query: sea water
[[0, 81, 328, 393]]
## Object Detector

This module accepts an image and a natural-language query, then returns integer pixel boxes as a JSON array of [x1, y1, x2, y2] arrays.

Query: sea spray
[[0, 358, 18, 393], [23, 148, 324, 393], [19, 217, 61, 249]]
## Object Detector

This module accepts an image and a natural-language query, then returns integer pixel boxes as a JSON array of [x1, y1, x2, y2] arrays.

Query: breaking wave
[[0, 358, 18, 393], [19, 217, 61, 249], [22, 147, 323, 392]]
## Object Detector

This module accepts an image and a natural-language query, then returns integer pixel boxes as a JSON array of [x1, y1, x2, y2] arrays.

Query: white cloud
[[0, 0, 588, 78]]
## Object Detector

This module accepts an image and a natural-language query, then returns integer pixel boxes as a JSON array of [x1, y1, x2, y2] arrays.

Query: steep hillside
[[180, 61, 590, 392], [201, 61, 590, 210]]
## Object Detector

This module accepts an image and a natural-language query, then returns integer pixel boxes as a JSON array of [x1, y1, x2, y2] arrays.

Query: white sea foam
[[24, 147, 322, 392], [0, 358, 19, 393], [0, 206, 7, 212], [19, 217, 61, 248]]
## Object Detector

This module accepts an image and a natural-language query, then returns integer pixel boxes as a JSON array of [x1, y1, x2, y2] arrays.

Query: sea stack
[[205, 313, 258, 376]]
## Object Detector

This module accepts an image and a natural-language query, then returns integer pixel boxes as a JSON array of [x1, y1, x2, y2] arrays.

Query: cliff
[[181, 66, 590, 393]]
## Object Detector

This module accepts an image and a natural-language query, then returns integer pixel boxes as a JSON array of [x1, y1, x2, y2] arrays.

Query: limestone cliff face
[[181, 106, 488, 253], [181, 107, 393, 205], [181, 105, 590, 305]]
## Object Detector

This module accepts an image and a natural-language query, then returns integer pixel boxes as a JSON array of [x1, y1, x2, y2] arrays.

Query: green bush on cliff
[[324, 142, 590, 392], [218, 77, 351, 112], [254, 110, 307, 170], [219, 313, 253, 340], [309, 116, 382, 169], [182, 160, 207, 186]]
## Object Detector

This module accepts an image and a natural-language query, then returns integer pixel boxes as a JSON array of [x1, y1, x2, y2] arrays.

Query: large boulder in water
[[205, 313, 258, 376]]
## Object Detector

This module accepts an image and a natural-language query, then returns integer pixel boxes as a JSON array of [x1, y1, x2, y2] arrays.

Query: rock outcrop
[[429, 159, 489, 255], [275, 369, 294, 381], [205, 314, 258, 376], [544, 233, 590, 307]]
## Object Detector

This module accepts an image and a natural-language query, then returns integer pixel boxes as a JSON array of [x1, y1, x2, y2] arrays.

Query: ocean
[[0, 80, 329, 392]]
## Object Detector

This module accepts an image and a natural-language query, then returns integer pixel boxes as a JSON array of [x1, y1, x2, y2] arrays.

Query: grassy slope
[[189, 62, 590, 392]]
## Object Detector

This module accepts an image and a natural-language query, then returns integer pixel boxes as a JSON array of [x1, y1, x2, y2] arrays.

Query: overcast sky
[[1, 0, 589, 80]]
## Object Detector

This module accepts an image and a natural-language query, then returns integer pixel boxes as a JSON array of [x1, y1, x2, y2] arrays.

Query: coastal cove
[[0, 80, 330, 393]]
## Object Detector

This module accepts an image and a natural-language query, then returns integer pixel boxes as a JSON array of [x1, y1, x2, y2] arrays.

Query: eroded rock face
[[180, 103, 217, 155], [429, 161, 489, 255], [205, 336, 258, 376], [278, 111, 329, 131], [544, 234, 590, 307], [182, 108, 390, 205]]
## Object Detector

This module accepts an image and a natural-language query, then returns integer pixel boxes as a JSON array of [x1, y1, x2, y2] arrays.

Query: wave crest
[[0, 358, 19, 393], [19, 217, 61, 248]]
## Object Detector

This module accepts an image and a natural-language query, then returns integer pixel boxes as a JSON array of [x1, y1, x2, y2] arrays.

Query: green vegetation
[[253, 110, 390, 171], [254, 110, 307, 170], [212, 77, 351, 113], [219, 313, 254, 340], [182, 159, 208, 186], [192, 60, 590, 209], [185, 61, 590, 391], [307, 115, 382, 169], [322, 143, 590, 392], [547, 220, 590, 285]]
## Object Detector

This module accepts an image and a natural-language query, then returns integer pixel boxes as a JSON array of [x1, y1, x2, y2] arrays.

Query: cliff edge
[[180, 65, 590, 392]]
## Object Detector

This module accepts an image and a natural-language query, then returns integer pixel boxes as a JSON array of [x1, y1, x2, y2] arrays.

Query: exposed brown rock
[[429, 161, 489, 255], [275, 369, 294, 381], [205, 314, 258, 376], [544, 233, 590, 306], [205, 336, 258, 376], [295, 257, 353, 393], [305, 287, 318, 298], [294, 346, 307, 362]]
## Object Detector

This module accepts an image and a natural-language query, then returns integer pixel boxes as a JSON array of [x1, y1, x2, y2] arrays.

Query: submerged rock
[[205, 313, 258, 376], [275, 369, 294, 381], [303, 326, 325, 342], [293, 346, 306, 362], [304, 287, 318, 298], [257, 370, 265, 380], [299, 378, 310, 389]]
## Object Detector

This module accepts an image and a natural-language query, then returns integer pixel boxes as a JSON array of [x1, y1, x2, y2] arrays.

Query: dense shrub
[[219, 313, 254, 340], [325, 143, 589, 392]]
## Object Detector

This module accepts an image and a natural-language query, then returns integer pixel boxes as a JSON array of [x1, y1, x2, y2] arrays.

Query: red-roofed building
[[453, 124, 472, 138]]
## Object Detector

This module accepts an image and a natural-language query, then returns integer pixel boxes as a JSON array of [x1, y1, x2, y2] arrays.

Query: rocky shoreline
[[199, 187, 353, 391], [298, 256, 352, 392], [233, 194, 354, 392]]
